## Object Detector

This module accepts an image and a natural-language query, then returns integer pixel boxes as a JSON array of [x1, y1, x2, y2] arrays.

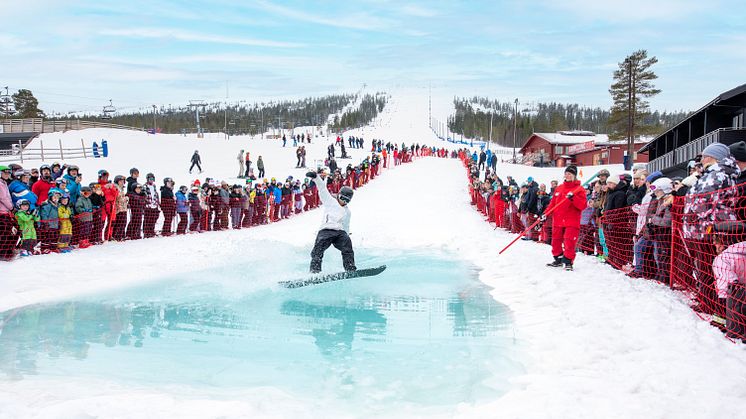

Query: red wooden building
[[519, 131, 649, 167]]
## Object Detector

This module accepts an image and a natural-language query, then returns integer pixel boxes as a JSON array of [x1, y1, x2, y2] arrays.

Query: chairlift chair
[[101, 99, 116, 120]]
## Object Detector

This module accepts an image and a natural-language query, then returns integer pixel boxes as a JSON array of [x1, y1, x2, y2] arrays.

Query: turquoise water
[[0, 252, 520, 413]]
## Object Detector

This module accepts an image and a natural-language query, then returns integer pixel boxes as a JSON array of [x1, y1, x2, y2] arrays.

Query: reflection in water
[[0, 257, 517, 409]]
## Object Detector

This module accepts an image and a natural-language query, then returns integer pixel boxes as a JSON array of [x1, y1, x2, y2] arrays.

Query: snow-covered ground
[[2, 91, 745, 418]]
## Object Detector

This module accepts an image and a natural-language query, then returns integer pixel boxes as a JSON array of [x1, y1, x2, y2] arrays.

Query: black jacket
[[604, 181, 630, 213], [626, 184, 646, 206], [126, 176, 138, 194], [191, 153, 201, 164], [160, 186, 174, 200]]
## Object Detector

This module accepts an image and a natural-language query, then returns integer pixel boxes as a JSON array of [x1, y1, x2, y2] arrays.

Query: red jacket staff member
[[544, 165, 587, 271]]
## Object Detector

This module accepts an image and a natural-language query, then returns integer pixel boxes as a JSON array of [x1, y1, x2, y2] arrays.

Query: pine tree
[[12, 89, 45, 118], [608, 50, 661, 168]]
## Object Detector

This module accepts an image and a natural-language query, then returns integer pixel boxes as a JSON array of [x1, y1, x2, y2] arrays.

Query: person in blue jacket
[[471, 151, 478, 164], [175, 185, 189, 234], [9, 170, 38, 210], [62, 165, 81, 205]]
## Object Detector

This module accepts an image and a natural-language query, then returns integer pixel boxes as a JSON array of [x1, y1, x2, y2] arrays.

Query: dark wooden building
[[641, 83, 746, 176]]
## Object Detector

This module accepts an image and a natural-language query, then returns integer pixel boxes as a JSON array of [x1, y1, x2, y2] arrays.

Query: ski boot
[[546, 256, 563, 268], [563, 257, 574, 271]]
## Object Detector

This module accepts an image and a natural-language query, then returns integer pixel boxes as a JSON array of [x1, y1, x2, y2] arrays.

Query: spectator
[[15, 199, 38, 257], [143, 173, 160, 238], [63, 165, 81, 204], [112, 175, 129, 241], [39, 188, 62, 253], [126, 167, 140, 194], [126, 184, 145, 240], [175, 185, 189, 234], [711, 221, 746, 341], [237, 150, 245, 178], [161, 177, 176, 236], [257, 156, 265, 178], [644, 177, 674, 283], [9, 170, 38, 210], [58, 193, 73, 252], [684, 142, 740, 313], [31, 164, 56, 205], [75, 186, 94, 248]]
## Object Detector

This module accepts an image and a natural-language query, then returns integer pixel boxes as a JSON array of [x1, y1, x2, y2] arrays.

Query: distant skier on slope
[[305, 168, 356, 273]]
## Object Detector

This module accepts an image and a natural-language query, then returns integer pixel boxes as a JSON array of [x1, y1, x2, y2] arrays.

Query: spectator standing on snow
[[143, 173, 161, 238], [244, 151, 252, 178], [684, 142, 741, 312], [175, 185, 189, 234], [190, 150, 202, 174], [257, 156, 265, 178], [237, 150, 245, 178], [160, 177, 176, 236], [544, 165, 587, 271]]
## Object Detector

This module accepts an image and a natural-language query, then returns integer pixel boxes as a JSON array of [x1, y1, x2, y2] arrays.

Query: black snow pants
[[310, 228, 356, 273]]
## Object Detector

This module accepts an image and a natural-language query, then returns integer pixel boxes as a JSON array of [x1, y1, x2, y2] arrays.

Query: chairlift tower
[[188, 100, 207, 138], [0, 86, 15, 118]]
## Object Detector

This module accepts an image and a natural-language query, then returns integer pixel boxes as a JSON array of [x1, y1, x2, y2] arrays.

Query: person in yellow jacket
[[58, 194, 73, 252]]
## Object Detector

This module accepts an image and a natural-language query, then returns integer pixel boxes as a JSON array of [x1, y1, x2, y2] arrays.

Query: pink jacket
[[713, 241, 746, 298], [0, 180, 12, 214]]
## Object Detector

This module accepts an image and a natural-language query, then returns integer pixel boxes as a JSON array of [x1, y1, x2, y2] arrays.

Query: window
[[734, 113, 744, 128], [555, 145, 563, 154], [601, 151, 609, 159]]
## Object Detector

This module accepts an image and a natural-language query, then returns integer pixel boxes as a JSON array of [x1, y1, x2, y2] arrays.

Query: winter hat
[[607, 172, 625, 185], [564, 165, 578, 176], [729, 141, 746, 162], [645, 171, 663, 183], [701, 142, 730, 162], [527, 176, 534, 183], [651, 177, 673, 194], [681, 174, 699, 187]]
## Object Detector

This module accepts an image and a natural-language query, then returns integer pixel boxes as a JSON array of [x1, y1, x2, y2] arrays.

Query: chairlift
[[101, 99, 116, 120]]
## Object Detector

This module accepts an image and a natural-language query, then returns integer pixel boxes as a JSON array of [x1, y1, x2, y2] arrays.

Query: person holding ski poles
[[305, 168, 356, 274], [544, 165, 587, 271]]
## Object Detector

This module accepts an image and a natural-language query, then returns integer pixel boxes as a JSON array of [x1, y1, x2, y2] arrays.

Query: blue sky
[[3, 0, 745, 115]]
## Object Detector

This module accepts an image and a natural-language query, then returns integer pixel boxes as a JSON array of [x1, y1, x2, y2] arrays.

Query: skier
[[305, 169, 356, 273], [237, 150, 245, 178], [544, 165, 587, 271], [189, 150, 202, 174]]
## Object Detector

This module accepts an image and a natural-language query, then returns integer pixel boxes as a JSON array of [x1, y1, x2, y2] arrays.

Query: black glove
[[305, 171, 317, 179], [566, 192, 574, 200]]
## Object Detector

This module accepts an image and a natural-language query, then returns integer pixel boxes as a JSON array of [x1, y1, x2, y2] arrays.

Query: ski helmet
[[16, 199, 30, 209], [146, 173, 155, 181], [52, 162, 61, 169], [40, 164, 51, 172], [67, 165, 79, 174], [114, 175, 126, 183], [163, 177, 173, 185], [48, 188, 63, 198], [338, 186, 353, 204], [98, 169, 109, 178], [130, 167, 139, 175], [179, 185, 188, 193], [80, 186, 92, 193], [55, 178, 66, 186]]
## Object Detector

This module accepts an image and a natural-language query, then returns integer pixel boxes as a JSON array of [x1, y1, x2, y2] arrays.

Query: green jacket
[[15, 210, 39, 240]]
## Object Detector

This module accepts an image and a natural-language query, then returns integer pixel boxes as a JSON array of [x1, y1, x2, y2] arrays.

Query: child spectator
[[188, 185, 202, 232], [90, 183, 105, 244], [160, 177, 176, 236], [39, 188, 62, 253], [127, 183, 146, 240], [229, 184, 243, 228], [75, 186, 94, 248], [175, 185, 189, 235], [15, 199, 38, 256], [58, 193, 73, 252]]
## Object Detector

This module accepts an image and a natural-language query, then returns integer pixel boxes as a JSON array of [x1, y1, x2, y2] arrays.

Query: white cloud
[[100, 28, 303, 48], [398, 4, 438, 18], [250, 0, 393, 31], [545, 0, 712, 22]]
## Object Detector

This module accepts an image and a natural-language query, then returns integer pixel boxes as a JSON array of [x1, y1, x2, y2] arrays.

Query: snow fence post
[[59, 139, 64, 160], [81, 139, 87, 158]]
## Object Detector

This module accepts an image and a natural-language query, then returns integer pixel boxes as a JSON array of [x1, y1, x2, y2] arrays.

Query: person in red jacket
[[544, 165, 587, 271], [31, 164, 55, 205]]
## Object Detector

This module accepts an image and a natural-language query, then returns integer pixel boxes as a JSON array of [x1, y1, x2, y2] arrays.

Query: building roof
[[532, 131, 609, 145], [639, 82, 746, 153]]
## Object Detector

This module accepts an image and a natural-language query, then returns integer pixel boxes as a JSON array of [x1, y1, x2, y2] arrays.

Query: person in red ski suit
[[544, 165, 587, 270]]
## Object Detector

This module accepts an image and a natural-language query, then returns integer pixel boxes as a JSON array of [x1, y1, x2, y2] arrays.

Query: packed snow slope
[[2, 156, 746, 418]]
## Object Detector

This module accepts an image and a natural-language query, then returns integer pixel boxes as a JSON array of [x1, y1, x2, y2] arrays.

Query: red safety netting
[[459, 152, 746, 342]]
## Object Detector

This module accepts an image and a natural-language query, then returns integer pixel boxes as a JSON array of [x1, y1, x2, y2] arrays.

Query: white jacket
[[313, 176, 350, 233]]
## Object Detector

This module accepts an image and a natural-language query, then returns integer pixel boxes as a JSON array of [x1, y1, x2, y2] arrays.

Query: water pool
[[0, 252, 520, 415]]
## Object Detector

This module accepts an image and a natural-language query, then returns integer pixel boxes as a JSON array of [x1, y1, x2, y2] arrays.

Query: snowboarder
[[190, 150, 202, 174], [305, 169, 356, 273]]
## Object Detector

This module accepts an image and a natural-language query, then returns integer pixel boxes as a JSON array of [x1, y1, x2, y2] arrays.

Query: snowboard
[[279, 265, 387, 288]]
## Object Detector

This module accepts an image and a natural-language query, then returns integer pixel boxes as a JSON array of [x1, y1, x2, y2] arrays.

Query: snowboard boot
[[563, 257, 574, 271], [547, 256, 564, 268]]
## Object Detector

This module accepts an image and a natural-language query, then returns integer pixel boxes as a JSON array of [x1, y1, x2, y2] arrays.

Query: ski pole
[[498, 186, 583, 255]]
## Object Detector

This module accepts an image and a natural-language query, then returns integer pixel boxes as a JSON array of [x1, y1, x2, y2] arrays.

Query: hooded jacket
[[684, 156, 741, 239], [545, 179, 587, 229], [63, 173, 81, 204], [312, 176, 350, 233]]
